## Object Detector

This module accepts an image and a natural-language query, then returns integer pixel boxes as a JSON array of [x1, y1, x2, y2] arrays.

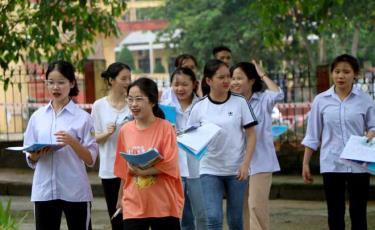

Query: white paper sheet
[[177, 123, 221, 153], [340, 135, 375, 163]]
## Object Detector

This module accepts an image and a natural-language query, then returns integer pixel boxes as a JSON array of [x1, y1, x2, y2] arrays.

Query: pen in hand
[[111, 208, 122, 220]]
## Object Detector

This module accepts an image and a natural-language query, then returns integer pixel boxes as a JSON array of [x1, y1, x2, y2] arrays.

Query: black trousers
[[102, 177, 123, 230], [322, 173, 370, 230], [123, 216, 180, 230], [34, 199, 92, 230]]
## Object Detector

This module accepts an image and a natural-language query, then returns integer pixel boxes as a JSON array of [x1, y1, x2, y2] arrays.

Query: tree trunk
[[319, 37, 326, 65], [351, 25, 360, 56]]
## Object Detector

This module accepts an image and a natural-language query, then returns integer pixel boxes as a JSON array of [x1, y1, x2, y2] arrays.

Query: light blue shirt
[[302, 86, 375, 173], [248, 89, 284, 175], [24, 100, 98, 202], [161, 90, 201, 178]]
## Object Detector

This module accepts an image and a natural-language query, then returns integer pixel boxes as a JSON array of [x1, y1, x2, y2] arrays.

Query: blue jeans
[[181, 177, 208, 230], [200, 175, 248, 230]]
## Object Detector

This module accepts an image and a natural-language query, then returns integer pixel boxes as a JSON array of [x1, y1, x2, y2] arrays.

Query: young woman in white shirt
[[91, 62, 131, 230], [230, 61, 284, 230], [188, 59, 257, 230], [24, 60, 98, 230], [302, 54, 375, 230], [161, 67, 207, 230]]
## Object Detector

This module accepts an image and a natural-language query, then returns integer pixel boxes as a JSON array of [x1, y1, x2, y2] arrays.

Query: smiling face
[[206, 64, 231, 95], [127, 86, 154, 121], [171, 73, 195, 102], [332, 61, 357, 92], [230, 67, 254, 96], [110, 68, 131, 95], [46, 70, 74, 104]]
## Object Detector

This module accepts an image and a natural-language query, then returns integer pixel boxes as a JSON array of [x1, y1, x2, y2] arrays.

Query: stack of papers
[[6, 143, 64, 153], [177, 123, 221, 159], [340, 135, 375, 174], [121, 148, 163, 169]]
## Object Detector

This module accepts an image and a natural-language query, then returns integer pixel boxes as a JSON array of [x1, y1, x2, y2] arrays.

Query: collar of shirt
[[163, 91, 200, 114], [323, 85, 361, 98], [44, 100, 76, 115], [249, 91, 261, 102]]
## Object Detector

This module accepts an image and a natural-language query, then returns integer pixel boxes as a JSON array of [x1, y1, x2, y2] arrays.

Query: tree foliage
[[154, 0, 375, 70], [116, 46, 135, 70], [0, 0, 127, 71]]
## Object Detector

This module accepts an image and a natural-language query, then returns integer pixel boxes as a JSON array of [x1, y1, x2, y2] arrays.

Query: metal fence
[[1, 65, 374, 144]]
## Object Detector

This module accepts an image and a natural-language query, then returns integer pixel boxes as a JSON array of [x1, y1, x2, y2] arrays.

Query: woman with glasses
[[24, 60, 98, 230], [114, 77, 184, 230]]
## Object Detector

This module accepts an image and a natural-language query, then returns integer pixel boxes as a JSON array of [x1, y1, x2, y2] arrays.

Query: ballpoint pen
[[111, 208, 122, 220]]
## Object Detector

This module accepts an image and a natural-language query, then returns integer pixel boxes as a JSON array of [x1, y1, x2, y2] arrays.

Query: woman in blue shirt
[[24, 60, 98, 230], [302, 54, 375, 230], [230, 60, 284, 230]]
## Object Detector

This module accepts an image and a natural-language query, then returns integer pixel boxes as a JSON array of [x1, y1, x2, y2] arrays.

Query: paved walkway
[[1, 168, 375, 229], [2, 196, 375, 230]]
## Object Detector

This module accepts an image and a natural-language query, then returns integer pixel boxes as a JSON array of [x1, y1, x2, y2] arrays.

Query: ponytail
[[153, 104, 165, 119]]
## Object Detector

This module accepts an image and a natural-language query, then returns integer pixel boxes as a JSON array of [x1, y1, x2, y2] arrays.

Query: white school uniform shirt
[[302, 86, 375, 173], [187, 92, 258, 176], [24, 100, 98, 202], [91, 97, 131, 179], [161, 90, 201, 178], [248, 89, 284, 175]]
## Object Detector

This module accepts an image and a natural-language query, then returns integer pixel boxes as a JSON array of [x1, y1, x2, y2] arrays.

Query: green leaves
[[0, 199, 27, 230], [157, 0, 375, 70], [0, 0, 127, 73]]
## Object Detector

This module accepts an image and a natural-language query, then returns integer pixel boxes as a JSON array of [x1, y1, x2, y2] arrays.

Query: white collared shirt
[[302, 86, 375, 173], [161, 90, 201, 178], [248, 89, 284, 175], [24, 100, 98, 202]]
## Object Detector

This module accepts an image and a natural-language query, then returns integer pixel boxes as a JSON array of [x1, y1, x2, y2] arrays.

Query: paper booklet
[[340, 159, 375, 175], [159, 104, 177, 125], [120, 148, 163, 169], [177, 123, 221, 159], [340, 135, 375, 163], [6, 143, 64, 153]]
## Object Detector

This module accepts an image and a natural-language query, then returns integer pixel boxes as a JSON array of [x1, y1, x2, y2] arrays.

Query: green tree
[[0, 0, 127, 71], [153, 0, 375, 70], [116, 46, 135, 70]]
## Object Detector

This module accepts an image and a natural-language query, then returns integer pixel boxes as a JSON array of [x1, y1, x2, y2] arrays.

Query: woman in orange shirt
[[114, 77, 184, 230]]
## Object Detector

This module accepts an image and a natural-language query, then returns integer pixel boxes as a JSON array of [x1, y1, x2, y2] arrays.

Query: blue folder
[[271, 125, 288, 137], [178, 143, 208, 160], [159, 104, 177, 125]]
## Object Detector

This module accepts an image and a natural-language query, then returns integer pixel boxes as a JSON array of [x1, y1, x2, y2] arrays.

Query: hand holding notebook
[[120, 148, 163, 169]]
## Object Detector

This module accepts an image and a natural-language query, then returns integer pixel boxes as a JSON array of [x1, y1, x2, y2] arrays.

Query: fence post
[[316, 64, 330, 94], [84, 59, 106, 104]]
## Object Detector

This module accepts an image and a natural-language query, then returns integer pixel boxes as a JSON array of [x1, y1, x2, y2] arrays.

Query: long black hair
[[127, 77, 165, 119], [230, 62, 263, 93], [46, 60, 79, 97], [201, 59, 227, 96]]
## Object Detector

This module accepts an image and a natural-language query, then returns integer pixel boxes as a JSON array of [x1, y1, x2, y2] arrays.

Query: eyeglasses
[[127, 96, 146, 104], [45, 80, 69, 88]]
